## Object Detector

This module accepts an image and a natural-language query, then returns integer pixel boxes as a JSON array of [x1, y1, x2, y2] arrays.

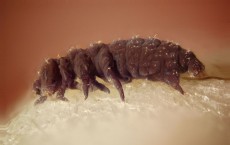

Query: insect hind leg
[[163, 70, 184, 94], [98, 47, 125, 101]]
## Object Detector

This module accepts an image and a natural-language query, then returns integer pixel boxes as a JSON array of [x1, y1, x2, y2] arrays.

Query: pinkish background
[[1, 0, 230, 120]]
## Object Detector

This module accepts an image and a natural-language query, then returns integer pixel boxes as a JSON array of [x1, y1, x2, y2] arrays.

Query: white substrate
[[1, 79, 230, 145]]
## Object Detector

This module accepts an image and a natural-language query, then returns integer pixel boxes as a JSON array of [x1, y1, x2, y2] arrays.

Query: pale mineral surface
[[1, 79, 230, 145]]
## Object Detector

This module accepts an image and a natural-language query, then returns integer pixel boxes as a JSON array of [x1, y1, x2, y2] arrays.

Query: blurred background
[[1, 0, 230, 121]]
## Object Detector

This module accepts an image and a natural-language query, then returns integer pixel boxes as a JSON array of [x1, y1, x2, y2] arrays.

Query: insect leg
[[33, 79, 48, 105], [163, 70, 184, 94], [106, 68, 125, 101], [56, 86, 69, 101], [81, 75, 111, 99], [34, 96, 47, 105], [68, 81, 78, 89], [59, 57, 78, 89], [57, 57, 79, 101], [91, 79, 110, 94], [98, 47, 125, 101], [72, 49, 99, 100], [33, 79, 41, 94], [82, 76, 90, 100]]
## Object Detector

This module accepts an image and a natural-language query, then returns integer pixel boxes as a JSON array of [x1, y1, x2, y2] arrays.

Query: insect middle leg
[[73, 50, 110, 99], [33, 79, 48, 105]]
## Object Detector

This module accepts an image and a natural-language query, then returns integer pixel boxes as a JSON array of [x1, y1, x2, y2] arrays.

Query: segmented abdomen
[[92, 37, 182, 80]]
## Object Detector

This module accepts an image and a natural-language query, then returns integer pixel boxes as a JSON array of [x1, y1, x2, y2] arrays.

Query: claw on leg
[[163, 70, 184, 95], [81, 77, 110, 99], [69, 81, 78, 89], [34, 96, 47, 105], [174, 84, 184, 94], [57, 87, 69, 101], [82, 78, 90, 100], [57, 96, 69, 101], [92, 80, 110, 94], [106, 68, 125, 101]]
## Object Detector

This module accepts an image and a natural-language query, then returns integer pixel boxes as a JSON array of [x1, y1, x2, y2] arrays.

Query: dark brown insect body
[[33, 37, 205, 104]]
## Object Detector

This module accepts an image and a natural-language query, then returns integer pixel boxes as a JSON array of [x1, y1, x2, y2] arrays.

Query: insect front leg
[[57, 57, 78, 101], [56, 86, 69, 101], [33, 81, 47, 105], [33, 79, 48, 105], [34, 95, 48, 105], [33, 79, 41, 95]]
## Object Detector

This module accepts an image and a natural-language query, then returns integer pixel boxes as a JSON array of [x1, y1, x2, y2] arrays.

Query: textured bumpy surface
[[1, 79, 230, 145], [33, 37, 205, 104]]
